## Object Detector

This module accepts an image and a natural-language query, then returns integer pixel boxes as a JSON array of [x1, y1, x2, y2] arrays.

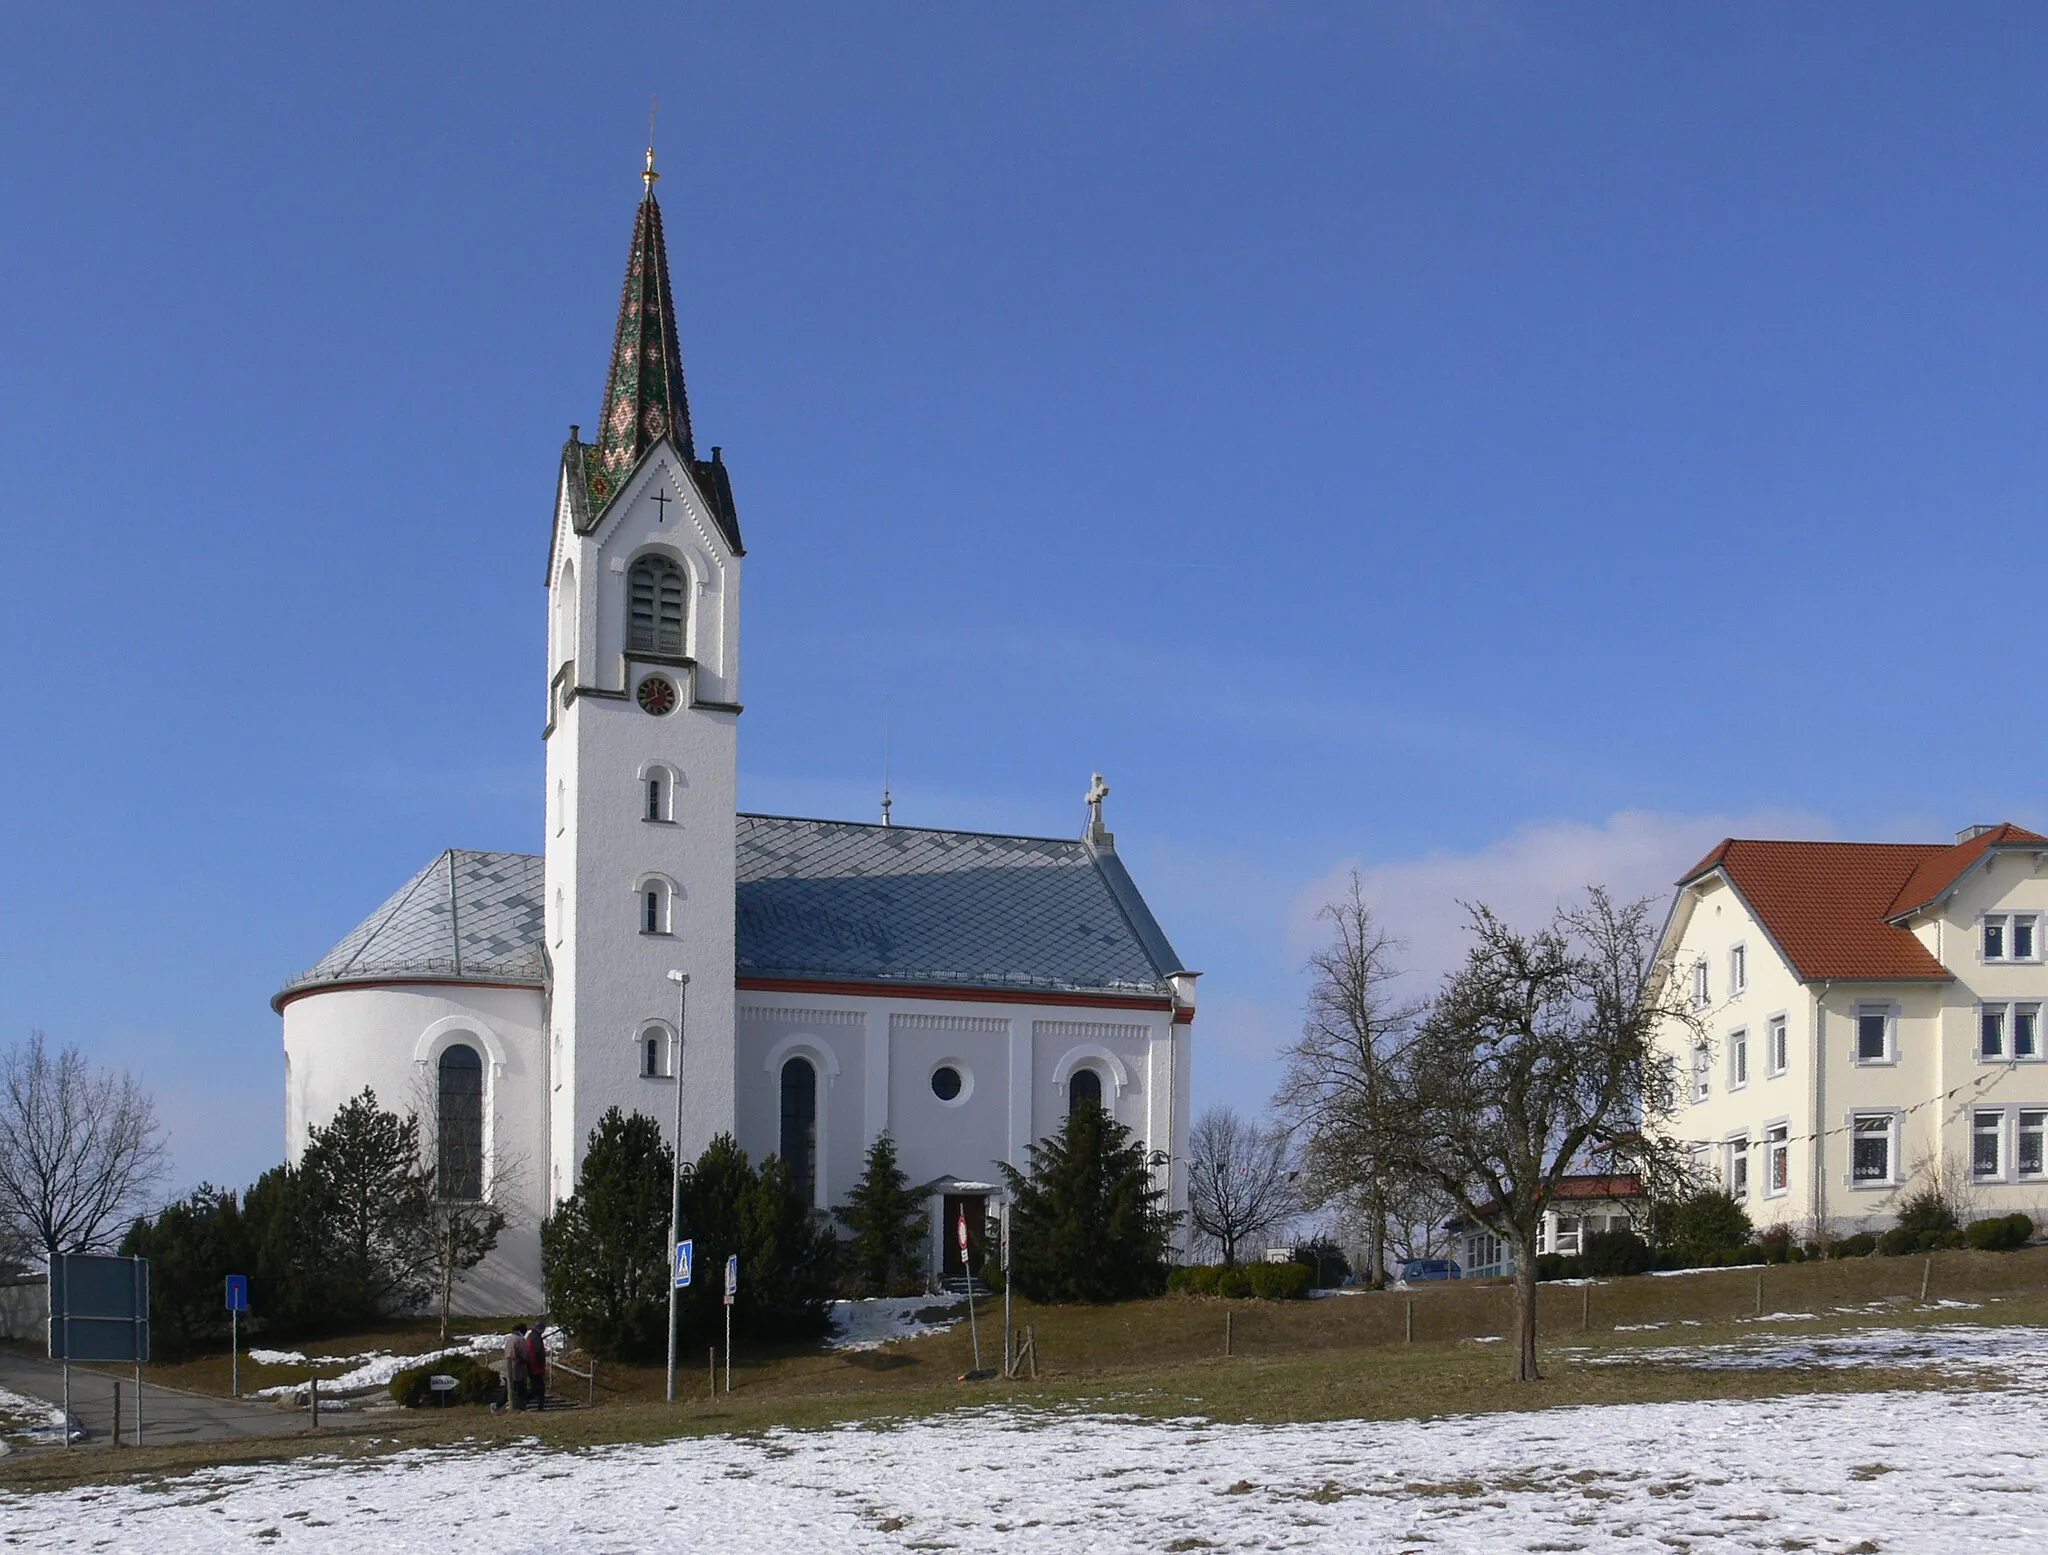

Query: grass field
[[4, 1244, 2042, 1491]]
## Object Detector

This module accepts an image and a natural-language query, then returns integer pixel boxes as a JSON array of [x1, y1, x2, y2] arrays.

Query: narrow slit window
[[642, 887, 665, 934], [646, 777, 664, 821], [645, 1035, 661, 1077], [1768, 1015, 1789, 1076]]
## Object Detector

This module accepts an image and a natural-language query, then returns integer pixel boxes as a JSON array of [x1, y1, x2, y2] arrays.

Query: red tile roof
[[1678, 825, 2047, 983]]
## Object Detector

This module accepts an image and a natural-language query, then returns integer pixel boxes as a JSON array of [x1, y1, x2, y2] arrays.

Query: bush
[[1245, 1261, 1311, 1300], [1291, 1237, 1350, 1288], [1661, 1190, 1753, 1269], [1003, 1104, 1178, 1304], [1877, 1185, 1963, 1255], [389, 1352, 497, 1408], [1216, 1266, 1253, 1298], [1966, 1212, 2034, 1251], [1757, 1226, 1809, 1264], [1167, 1264, 1222, 1295], [1535, 1253, 1583, 1282], [1583, 1229, 1651, 1277], [1829, 1232, 1878, 1259]]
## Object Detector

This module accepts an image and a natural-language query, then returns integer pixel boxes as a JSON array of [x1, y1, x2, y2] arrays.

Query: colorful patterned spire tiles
[[592, 188, 694, 505]]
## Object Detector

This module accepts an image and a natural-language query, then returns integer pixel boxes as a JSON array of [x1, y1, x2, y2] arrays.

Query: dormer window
[[627, 555, 687, 655]]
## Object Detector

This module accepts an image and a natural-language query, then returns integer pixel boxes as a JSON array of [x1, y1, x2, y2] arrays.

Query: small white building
[[1653, 822, 2048, 1238], [273, 153, 1196, 1312]]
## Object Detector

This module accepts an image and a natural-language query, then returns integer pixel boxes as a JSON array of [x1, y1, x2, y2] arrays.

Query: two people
[[501, 1320, 550, 1411]]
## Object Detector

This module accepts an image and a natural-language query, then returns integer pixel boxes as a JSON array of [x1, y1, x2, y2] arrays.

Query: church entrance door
[[941, 1193, 988, 1283]]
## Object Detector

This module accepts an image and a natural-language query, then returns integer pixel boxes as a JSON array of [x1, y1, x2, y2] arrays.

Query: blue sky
[[5, 5, 2047, 1195]]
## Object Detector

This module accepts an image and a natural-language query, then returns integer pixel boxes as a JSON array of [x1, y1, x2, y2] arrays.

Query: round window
[[930, 1065, 963, 1102]]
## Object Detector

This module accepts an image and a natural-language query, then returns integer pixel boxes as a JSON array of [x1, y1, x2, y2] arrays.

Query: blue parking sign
[[674, 1239, 693, 1288], [224, 1274, 248, 1312]]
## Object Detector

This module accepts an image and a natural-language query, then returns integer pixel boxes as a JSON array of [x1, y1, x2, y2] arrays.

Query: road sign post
[[225, 1275, 248, 1397], [959, 1208, 984, 1376], [50, 1254, 150, 1448], [664, 970, 689, 1404], [723, 1255, 737, 1393]]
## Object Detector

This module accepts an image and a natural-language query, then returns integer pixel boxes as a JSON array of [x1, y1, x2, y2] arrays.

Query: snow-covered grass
[[1591, 1321, 2048, 1376], [245, 1329, 565, 1399], [826, 1294, 964, 1352], [0, 1385, 66, 1451], [7, 1328, 2048, 1550]]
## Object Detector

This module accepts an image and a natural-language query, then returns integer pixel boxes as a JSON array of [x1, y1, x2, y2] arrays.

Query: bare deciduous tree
[[1372, 890, 1695, 1381], [1186, 1106, 1294, 1265], [1275, 874, 1427, 1285], [0, 1032, 167, 1265], [407, 1068, 520, 1341]]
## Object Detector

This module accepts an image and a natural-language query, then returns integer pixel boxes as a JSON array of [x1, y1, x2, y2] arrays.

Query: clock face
[[636, 676, 678, 716]]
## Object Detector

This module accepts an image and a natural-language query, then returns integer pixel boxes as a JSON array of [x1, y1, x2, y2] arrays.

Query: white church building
[[273, 153, 1197, 1313]]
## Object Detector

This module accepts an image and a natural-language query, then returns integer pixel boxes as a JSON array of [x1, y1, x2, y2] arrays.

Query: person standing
[[503, 1322, 530, 1411], [524, 1322, 548, 1411]]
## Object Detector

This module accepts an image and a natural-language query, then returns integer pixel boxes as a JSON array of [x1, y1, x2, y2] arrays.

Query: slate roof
[[277, 819, 1186, 1007], [275, 850, 545, 1005], [1677, 824, 2048, 983]]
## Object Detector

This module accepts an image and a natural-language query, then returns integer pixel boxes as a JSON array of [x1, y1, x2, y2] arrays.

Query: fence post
[[1224, 1310, 1233, 1356], [1755, 1268, 1764, 1317], [589, 1361, 596, 1409], [1405, 1297, 1414, 1344], [1581, 1281, 1590, 1332], [1921, 1256, 1932, 1303], [309, 1376, 319, 1429], [112, 1382, 122, 1449]]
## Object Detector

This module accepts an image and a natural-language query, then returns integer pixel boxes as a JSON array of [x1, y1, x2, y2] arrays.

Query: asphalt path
[[0, 1349, 305, 1446]]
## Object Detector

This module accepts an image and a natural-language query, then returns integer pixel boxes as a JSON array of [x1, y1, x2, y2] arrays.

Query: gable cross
[[651, 489, 671, 523], [1086, 772, 1110, 831]]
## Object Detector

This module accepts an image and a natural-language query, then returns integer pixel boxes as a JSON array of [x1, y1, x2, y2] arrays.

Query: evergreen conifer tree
[[839, 1131, 929, 1296], [1002, 1102, 1178, 1303], [120, 1184, 251, 1359], [296, 1089, 434, 1327], [540, 1108, 673, 1362]]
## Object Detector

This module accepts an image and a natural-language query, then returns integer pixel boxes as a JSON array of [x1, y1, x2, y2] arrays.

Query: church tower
[[542, 149, 744, 1206]]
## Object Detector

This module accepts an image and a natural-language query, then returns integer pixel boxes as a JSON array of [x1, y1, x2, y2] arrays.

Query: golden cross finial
[[644, 96, 660, 193]]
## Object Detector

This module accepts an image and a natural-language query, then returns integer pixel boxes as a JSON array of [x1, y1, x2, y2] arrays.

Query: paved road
[[0, 1350, 306, 1447]]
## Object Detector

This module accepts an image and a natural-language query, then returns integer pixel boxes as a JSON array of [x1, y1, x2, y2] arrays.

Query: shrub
[[1583, 1229, 1651, 1277], [1829, 1232, 1878, 1259], [1216, 1266, 1254, 1298], [838, 1133, 930, 1297], [1878, 1185, 1963, 1255], [1534, 1253, 1583, 1282], [1966, 1212, 2034, 1251], [1291, 1237, 1350, 1288], [389, 1352, 497, 1408], [1245, 1261, 1311, 1300], [1003, 1105, 1178, 1303], [1662, 1190, 1753, 1269], [1166, 1264, 1223, 1295]]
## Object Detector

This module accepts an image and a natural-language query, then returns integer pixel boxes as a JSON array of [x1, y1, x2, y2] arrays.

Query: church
[[273, 152, 1197, 1312]]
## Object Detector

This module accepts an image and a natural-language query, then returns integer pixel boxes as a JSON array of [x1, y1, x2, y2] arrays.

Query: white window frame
[[1852, 1002, 1897, 1066], [1691, 959, 1711, 1010], [1727, 1027, 1749, 1091], [1766, 1013, 1789, 1078], [2018, 1109, 2048, 1181], [1982, 912, 2042, 964], [637, 761, 680, 825], [1972, 1107, 2007, 1182], [635, 874, 677, 936], [1691, 1040, 1711, 1102], [1763, 1119, 1791, 1199], [1977, 1000, 2044, 1063], [638, 1020, 676, 1080], [1725, 1133, 1750, 1199], [1847, 1109, 1901, 1189], [1729, 942, 1748, 997]]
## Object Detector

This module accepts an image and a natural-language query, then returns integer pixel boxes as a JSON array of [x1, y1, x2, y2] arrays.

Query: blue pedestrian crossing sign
[[674, 1240, 693, 1287], [224, 1274, 248, 1312]]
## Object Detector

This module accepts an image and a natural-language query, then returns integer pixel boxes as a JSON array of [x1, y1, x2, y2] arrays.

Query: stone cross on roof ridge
[[1085, 772, 1113, 849]]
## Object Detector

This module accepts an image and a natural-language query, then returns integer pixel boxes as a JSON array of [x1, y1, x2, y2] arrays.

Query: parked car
[[1396, 1258, 1461, 1285]]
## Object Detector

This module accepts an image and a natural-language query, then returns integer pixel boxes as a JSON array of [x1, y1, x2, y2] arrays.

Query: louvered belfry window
[[627, 556, 687, 655]]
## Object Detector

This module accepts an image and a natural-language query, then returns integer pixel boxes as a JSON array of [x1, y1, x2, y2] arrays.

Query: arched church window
[[627, 555, 687, 656], [437, 1044, 484, 1200], [1068, 1067, 1103, 1117], [646, 775, 664, 822], [642, 1026, 667, 1078], [780, 1057, 817, 1206], [641, 881, 670, 934]]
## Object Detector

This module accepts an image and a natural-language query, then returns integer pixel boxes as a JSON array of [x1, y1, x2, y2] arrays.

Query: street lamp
[[664, 969, 689, 1404]]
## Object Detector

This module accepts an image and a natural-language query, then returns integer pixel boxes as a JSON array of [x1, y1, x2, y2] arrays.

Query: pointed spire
[[593, 143, 695, 496]]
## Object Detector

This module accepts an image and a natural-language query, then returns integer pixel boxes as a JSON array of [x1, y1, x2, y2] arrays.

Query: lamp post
[[664, 969, 689, 1404]]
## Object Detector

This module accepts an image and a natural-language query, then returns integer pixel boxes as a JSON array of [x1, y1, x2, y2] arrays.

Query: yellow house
[[1653, 822, 2048, 1237]]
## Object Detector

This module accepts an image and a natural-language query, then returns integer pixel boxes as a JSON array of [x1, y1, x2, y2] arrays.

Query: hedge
[[1165, 1262, 1311, 1300], [1965, 1212, 2034, 1252], [390, 1352, 498, 1408]]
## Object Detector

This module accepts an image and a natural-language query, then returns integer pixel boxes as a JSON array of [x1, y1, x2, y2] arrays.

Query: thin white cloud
[[1287, 807, 1836, 994]]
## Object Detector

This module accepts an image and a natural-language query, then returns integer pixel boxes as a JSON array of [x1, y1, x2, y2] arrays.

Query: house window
[[1553, 1216, 1582, 1256], [2020, 1004, 2040, 1058], [435, 1044, 484, 1201], [1984, 912, 2040, 963], [646, 776, 664, 822], [2020, 1111, 2047, 1178], [1855, 1006, 1891, 1064], [1982, 1006, 2007, 1060], [779, 1057, 818, 1206], [1974, 1110, 2004, 1180], [626, 555, 687, 655], [1691, 960, 1710, 1009], [1691, 1042, 1710, 1102], [1727, 1138, 1749, 1199], [1851, 1113, 1895, 1184], [1728, 1028, 1749, 1090], [1767, 1015, 1788, 1077], [1467, 1231, 1503, 1275], [1765, 1124, 1789, 1196], [1729, 944, 1747, 996]]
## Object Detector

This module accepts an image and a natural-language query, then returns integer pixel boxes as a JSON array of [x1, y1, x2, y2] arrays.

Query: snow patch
[[826, 1294, 965, 1351]]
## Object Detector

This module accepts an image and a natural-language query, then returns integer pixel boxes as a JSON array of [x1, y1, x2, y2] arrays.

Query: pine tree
[[297, 1089, 434, 1323], [1002, 1102, 1178, 1303], [540, 1108, 673, 1362], [839, 1131, 929, 1296], [120, 1184, 252, 1359], [738, 1150, 837, 1340]]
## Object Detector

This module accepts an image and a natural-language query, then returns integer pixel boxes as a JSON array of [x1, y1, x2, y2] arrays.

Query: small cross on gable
[[651, 488, 671, 522]]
